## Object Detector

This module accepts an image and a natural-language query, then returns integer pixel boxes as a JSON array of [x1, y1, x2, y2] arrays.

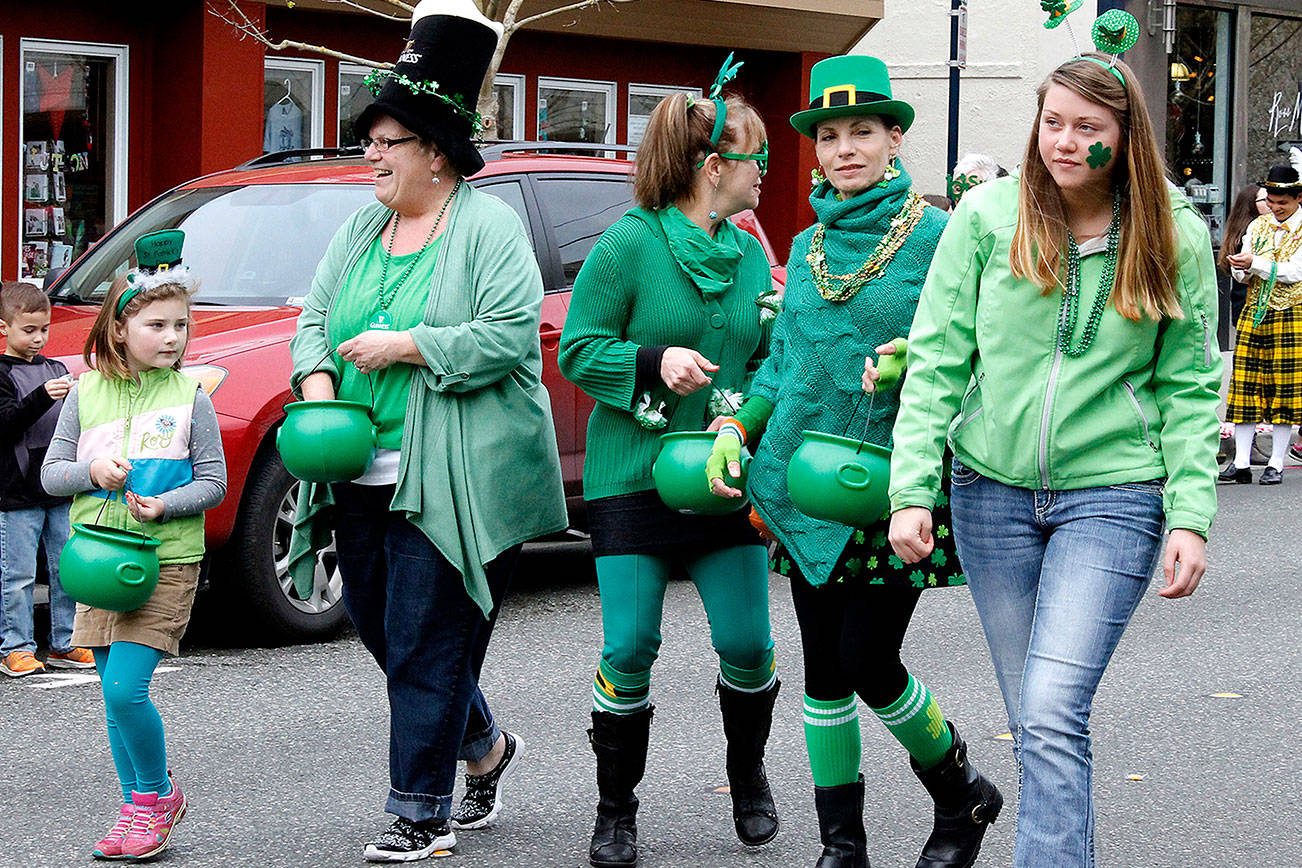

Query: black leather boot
[[588, 707, 653, 867], [813, 775, 870, 868], [717, 678, 781, 846], [911, 722, 1003, 868]]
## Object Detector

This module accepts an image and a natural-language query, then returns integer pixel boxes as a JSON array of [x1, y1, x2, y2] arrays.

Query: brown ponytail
[[633, 92, 766, 210]]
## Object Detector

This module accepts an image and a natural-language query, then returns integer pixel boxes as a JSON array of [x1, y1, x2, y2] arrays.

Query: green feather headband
[[363, 68, 487, 138], [687, 53, 745, 148]]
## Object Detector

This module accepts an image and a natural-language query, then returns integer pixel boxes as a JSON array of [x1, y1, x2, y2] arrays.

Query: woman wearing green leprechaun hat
[[706, 54, 1003, 868], [888, 9, 1222, 867]]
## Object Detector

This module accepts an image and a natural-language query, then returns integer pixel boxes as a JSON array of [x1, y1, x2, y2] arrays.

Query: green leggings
[[593, 546, 776, 713]]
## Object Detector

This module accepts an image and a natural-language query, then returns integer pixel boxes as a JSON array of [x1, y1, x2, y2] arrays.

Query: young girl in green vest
[[42, 230, 227, 862]]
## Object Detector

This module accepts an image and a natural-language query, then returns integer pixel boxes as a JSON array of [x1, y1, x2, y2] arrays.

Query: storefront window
[[1247, 14, 1302, 181], [1167, 7, 1232, 243], [19, 41, 127, 283], [538, 77, 616, 144], [628, 84, 701, 149], [494, 74, 524, 140], [264, 58, 324, 154], [338, 62, 374, 148]]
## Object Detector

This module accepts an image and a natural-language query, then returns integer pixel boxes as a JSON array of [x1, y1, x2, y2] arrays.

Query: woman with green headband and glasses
[[559, 59, 779, 868], [707, 54, 1002, 868], [888, 13, 1223, 865]]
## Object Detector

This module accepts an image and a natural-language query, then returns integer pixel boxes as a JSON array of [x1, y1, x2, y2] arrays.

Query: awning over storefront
[[284, 0, 881, 54]]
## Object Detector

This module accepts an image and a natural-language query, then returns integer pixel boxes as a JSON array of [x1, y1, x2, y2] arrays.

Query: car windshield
[[50, 183, 375, 307]]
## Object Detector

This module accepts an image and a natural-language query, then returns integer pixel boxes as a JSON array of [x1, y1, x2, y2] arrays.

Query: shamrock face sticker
[[1086, 142, 1113, 170]]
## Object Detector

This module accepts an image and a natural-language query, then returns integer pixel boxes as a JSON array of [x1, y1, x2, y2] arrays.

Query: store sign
[[1268, 88, 1302, 138]]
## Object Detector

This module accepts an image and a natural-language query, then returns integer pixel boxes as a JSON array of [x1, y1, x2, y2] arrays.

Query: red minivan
[[41, 144, 786, 643]]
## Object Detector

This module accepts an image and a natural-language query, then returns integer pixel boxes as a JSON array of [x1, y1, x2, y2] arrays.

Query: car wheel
[[214, 450, 348, 643]]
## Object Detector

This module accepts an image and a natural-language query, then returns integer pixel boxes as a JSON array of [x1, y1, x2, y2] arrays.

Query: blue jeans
[[948, 462, 1164, 868], [1, 504, 74, 655], [333, 483, 516, 823]]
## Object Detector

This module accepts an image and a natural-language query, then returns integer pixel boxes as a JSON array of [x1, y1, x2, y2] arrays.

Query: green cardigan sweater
[[288, 185, 568, 617], [558, 207, 774, 500]]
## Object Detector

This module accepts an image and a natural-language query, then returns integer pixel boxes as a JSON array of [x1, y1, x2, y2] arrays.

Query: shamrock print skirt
[[770, 481, 966, 589]]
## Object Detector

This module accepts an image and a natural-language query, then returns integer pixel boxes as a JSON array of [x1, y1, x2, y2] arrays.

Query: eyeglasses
[[697, 141, 770, 177], [360, 135, 418, 153]]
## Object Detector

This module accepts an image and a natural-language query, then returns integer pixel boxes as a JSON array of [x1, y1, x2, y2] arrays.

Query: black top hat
[[1262, 164, 1302, 193], [356, 0, 502, 177]]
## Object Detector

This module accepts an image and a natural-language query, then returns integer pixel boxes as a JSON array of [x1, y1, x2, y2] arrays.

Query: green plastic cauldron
[[652, 431, 750, 516], [786, 430, 892, 527], [59, 523, 161, 612], [277, 400, 377, 483]]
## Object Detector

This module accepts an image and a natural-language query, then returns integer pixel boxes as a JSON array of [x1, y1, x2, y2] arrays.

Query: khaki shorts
[[71, 562, 200, 655]]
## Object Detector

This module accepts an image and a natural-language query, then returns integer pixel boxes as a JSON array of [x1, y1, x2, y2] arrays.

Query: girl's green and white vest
[[72, 368, 205, 564]]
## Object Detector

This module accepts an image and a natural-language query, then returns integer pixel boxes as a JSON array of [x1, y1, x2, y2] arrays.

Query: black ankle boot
[[717, 678, 781, 846], [910, 722, 1003, 868], [813, 775, 869, 868], [588, 707, 653, 867]]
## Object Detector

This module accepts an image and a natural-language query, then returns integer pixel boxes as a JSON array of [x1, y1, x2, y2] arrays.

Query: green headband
[[115, 285, 143, 316], [1079, 55, 1125, 86], [703, 53, 744, 147]]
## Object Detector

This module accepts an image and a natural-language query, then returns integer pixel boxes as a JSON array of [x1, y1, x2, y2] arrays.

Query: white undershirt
[[353, 448, 401, 486]]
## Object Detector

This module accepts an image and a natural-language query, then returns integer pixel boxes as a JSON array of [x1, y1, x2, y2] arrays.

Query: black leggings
[[790, 573, 923, 709]]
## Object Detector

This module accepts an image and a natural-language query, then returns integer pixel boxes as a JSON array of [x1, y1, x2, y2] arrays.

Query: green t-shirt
[[327, 234, 443, 449]]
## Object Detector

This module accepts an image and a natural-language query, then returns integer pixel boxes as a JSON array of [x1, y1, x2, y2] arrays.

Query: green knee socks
[[592, 659, 652, 715], [871, 674, 953, 770], [804, 694, 861, 787], [719, 649, 777, 693]]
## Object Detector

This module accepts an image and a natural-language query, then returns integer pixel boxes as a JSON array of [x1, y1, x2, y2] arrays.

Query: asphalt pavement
[[1, 481, 1299, 868]]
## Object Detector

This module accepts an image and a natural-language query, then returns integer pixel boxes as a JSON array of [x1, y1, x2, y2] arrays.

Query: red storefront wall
[[2, 2, 822, 279]]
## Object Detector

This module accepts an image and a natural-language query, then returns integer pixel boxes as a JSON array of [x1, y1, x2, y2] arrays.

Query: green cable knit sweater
[[559, 207, 774, 500], [748, 167, 947, 585]]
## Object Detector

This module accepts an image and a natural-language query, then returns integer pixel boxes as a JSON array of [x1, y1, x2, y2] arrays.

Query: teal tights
[[93, 643, 169, 802], [594, 546, 775, 713]]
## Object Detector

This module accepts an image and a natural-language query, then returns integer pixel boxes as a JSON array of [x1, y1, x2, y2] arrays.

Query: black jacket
[[0, 354, 70, 510]]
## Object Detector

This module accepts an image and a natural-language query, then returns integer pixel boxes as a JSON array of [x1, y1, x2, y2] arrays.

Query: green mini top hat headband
[[1042, 3, 1140, 85], [116, 229, 194, 316]]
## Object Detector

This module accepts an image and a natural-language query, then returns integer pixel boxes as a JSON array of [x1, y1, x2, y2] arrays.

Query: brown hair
[[0, 281, 50, 323], [1218, 185, 1263, 275], [633, 92, 766, 210], [84, 274, 195, 378], [1010, 54, 1182, 321]]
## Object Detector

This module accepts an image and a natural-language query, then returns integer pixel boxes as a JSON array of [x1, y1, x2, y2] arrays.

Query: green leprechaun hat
[[790, 55, 915, 138], [117, 229, 192, 315]]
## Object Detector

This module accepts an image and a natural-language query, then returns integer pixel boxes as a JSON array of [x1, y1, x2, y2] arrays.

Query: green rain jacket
[[287, 186, 568, 617], [890, 177, 1222, 537]]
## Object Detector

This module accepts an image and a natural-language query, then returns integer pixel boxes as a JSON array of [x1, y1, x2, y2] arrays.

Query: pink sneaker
[[92, 803, 137, 860], [121, 779, 188, 860]]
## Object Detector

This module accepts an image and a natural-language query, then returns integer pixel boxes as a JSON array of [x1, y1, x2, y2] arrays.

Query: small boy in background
[[0, 280, 91, 676]]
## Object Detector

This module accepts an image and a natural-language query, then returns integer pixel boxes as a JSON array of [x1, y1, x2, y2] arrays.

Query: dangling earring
[[877, 156, 901, 188], [708, 181, 719, 221], [431, 174, 441, 184], [810, 167, 827, 188]]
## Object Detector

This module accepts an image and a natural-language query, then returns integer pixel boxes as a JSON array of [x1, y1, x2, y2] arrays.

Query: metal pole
[[947, 0, 961, 182]]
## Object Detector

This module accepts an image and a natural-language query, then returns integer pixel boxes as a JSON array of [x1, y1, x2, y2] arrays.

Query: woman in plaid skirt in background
[[1222, 164, 1302, 485]]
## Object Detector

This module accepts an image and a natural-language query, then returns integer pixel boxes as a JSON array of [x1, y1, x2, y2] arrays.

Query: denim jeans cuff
[[386, 789, 453, 823], [457, 720, 502, 764]]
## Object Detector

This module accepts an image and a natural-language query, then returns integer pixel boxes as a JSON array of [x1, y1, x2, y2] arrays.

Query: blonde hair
[[633, 92, 766, 210], [1010, 54, 1182, 321], [84, 273, 195, 378]]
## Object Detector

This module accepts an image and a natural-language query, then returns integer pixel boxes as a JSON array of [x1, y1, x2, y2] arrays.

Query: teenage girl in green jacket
[[559, 82, 779, 867], [889, 45, 1222, 867]]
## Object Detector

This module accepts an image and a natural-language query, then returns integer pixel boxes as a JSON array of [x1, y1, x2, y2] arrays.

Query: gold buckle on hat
[[821, 84, 856, 108]]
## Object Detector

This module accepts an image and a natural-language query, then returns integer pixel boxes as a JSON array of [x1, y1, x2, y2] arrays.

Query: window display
[[264, 60, 323, 154], [494, 74, 524, 140], [20, 46, 121, 282], [339, 63, 374, 148], [538, 78, 616, 145], [628, 84, 701, 148], [1247, 14, 1302, 180], [1166, 6, 1232, 242]]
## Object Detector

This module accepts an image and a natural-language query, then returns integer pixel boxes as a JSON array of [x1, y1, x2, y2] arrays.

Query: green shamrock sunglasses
[[698, 141, 769, 176]]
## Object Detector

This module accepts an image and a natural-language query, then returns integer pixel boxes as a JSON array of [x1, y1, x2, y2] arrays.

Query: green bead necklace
[[369, 177, 462, 330], [1056, 191, 1121, 358]]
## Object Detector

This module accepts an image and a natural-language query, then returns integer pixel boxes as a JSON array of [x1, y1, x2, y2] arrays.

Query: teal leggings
[[596, 545, 775, 696], [93, 642, 169, 802]]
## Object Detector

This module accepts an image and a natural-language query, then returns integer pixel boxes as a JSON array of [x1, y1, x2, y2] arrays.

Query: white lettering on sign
[[1269, 90, 1302, 137]]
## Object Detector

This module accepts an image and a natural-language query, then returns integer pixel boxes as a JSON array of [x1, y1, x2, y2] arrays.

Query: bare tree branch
[[207, 1, 389, 68], [512, 0, 636, 31], [317, 0, 410, 23]]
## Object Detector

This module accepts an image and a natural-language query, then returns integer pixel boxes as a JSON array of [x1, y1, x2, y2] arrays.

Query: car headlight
[[180, 364, 228, 395]]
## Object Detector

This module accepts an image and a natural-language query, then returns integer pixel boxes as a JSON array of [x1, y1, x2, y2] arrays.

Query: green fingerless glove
[[875, 338, 909, 390], [707, 429, 743, 483]]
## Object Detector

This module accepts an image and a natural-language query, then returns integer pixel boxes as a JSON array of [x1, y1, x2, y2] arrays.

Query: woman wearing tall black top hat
[[288, 0, 567, 860]]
